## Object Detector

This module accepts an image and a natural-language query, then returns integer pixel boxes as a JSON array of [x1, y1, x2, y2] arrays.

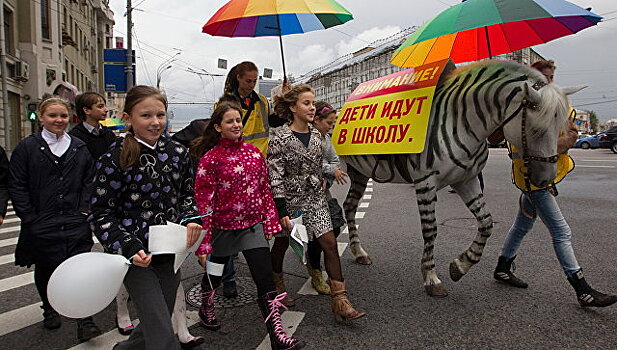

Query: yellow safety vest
[[508, 143, 574, 192]]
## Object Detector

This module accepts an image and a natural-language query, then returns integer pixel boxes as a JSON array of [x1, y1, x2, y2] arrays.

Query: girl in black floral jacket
[[89, 86, 202, 350]]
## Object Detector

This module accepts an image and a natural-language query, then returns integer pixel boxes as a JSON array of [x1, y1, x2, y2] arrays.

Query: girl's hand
[[280, 216, 293, 232], [197, 254, 209, 268], [186, 223, 203, 247], [334, 168, 348, 185], [132, 250, 152, 268]]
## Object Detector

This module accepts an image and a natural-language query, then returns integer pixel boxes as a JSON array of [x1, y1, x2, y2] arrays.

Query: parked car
[[574, 135, 600, 149], [598, 126, 617, 153]]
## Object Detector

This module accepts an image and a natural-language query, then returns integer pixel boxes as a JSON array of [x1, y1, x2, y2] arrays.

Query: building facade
[[0, 0, 114, 150], [298, 27, 545, 111]]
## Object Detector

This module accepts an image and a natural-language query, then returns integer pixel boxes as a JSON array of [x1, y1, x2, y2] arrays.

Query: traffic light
[[27, 103, 37, 121]]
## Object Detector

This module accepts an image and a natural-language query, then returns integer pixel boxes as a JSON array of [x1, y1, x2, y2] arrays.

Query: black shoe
[[77, 317, 102, 343], [568, 269, 617, 308], [223, 281, 238, 298], [42, 308, 61, 330], [493, 256, 528, 288]]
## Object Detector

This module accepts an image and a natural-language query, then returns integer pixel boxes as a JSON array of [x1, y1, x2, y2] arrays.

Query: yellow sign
[[332, 59, 449, 155]]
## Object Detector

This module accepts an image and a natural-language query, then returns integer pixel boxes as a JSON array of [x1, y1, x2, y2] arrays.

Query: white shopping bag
[[289, 216, 309, 265], [149, 222, 206, 272]]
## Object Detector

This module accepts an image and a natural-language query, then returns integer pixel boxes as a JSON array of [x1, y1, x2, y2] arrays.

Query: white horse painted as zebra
[[341, 60, 570, 297]]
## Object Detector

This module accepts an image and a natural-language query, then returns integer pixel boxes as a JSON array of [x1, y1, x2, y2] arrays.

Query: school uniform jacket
[[194, 138, 281, 255], [69, 122, 118, 161], [9, 133, 95, 267], [89, 136, 201, 259]]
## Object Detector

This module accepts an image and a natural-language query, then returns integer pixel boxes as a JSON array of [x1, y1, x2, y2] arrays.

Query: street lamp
[[156, 65, 172, 88], [156, 51, 181, 89]]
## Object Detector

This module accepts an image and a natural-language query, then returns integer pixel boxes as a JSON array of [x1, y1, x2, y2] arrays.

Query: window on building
[[3, 6, 14, 56], [41, 0, 51, 40]]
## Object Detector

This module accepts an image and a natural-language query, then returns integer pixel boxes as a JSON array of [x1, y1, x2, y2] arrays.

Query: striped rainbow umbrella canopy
[[202, 0, 353, 37], [391, 0, 602, 68]]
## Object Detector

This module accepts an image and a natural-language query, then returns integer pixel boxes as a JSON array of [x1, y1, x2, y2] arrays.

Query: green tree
[[589, 110, 599, 132]]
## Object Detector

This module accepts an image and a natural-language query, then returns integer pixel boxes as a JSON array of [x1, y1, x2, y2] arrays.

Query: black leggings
[[307, 227, 341, 270], [202, 247, 275, 297], [34, 263, 59, 311]]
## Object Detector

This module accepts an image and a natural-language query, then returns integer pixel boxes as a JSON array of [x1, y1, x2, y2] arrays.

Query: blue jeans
[[500, 189, 580, 277]]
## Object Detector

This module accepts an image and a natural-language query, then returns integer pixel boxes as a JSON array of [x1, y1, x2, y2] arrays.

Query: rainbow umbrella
[[100, 117, 125, 130], [202, 0, 353, 80], [391, 0, 602, 68]]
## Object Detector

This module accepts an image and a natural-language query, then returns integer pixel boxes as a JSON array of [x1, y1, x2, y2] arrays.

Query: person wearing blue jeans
[[221, 258, 237, 298]]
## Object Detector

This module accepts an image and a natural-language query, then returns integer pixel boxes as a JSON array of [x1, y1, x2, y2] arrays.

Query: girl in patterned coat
[[89, 86, 203, 350], [268, 84, 366, 323], [193, 102, 304, 350]]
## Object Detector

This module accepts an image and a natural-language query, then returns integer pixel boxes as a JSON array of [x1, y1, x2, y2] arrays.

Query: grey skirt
[[211, 223, 269, 257]]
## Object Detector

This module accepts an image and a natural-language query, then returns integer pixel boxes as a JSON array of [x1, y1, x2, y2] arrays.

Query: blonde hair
[[273, 84, 314, 121], [38, 97, 71, 116]]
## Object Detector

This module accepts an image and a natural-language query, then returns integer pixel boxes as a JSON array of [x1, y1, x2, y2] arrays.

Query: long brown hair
[[190, 101, 243, 159], [273, 84, 314, 121], [120, 85, 167, 169], [224, 61, 258, 95]]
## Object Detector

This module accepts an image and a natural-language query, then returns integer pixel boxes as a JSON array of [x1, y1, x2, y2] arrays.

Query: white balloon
[[48, 252, 130, 318]]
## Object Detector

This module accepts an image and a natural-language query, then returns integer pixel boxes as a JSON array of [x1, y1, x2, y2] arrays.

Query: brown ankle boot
[[272, 272, 295, 307], [327, 279, 366, 323]]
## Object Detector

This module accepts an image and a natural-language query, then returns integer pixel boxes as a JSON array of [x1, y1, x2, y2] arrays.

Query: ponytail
[[120, 129, 142, 170]]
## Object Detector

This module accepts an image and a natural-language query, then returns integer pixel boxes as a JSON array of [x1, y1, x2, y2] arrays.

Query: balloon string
[[180, 210, 213, 225]]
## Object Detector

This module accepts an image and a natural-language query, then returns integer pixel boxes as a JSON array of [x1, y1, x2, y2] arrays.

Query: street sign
[[103, 49, 135, 63], [104, 64, 135, 92], [218, 58, 227, 70], [263, 68, 273, 79]]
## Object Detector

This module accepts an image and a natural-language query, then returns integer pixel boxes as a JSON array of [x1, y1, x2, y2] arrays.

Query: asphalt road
[[0, 148, 615, 349]]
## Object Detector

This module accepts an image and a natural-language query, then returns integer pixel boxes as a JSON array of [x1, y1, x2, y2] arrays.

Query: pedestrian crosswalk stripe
[[0, 253, 14, 265], [0, 303, 43, 337], [359, 202, 369, 208], [362, 194, 372, 200], [365, 187, 373, 192], [2, 217, 20, 224], [0, 237, 18, 247], [0, 226, 19, 235], [355, 212, 365, 219], [256, 311, 305, 350], [0, 271, 34, 293]]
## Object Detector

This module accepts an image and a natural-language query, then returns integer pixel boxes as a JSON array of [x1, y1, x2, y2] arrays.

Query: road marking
[[256, 311, 305, 350], [355, 212, 365, 219], [0, 272, 34, 293], [359, 202, 369, 208], [0, 253, 14, 265], [576, 165, 615, 168], [365, 187, 373, 192], [0, 303, 43, 337], [298, 242, 349, 296], [68, 319, 141, 349], [2, 217, 20, 224], [0, 226, 19, 234], [362, 195, 372, 200], [0, 237, 18, 247]]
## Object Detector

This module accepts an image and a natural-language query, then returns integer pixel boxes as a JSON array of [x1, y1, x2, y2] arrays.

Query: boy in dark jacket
[[69, 92, 116, 161]]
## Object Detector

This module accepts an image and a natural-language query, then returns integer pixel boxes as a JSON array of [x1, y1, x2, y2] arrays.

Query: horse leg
[[449, 178, 494, 281], [415, 180, 448, 297], [343, 165, 372, 265]]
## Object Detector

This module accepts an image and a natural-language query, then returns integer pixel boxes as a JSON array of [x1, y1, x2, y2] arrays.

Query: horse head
[[502, 69, 569, 188]]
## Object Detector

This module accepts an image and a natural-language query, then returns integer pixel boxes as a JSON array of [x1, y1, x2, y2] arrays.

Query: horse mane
[[446, 60, 568, 136]]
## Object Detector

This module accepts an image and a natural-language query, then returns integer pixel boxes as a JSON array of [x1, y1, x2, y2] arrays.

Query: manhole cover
[[185, 276, 257, 309]]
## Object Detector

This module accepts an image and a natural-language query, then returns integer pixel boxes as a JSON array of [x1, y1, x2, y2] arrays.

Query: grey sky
[[110, 0, 617, 122]]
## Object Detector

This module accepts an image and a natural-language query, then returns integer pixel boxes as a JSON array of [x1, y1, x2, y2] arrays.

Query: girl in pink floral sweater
[[193, 102, 304, 350]]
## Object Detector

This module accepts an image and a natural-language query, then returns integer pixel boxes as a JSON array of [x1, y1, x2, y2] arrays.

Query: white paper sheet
[[148, 222, 206, 272]]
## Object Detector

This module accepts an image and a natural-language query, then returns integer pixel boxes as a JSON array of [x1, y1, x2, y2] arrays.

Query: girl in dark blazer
[[8, 97, 101, 341]]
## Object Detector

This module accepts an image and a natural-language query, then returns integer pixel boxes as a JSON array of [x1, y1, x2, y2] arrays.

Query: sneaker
[[223, 281, 238, 298], [77, 317, 102, 343], [42, 308, 61, 330]]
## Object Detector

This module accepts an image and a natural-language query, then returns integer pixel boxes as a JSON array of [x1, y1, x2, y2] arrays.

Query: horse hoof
[[355, 255, 372, 265], [449, 261, 464, 282], [425, 283, 448, 298]]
